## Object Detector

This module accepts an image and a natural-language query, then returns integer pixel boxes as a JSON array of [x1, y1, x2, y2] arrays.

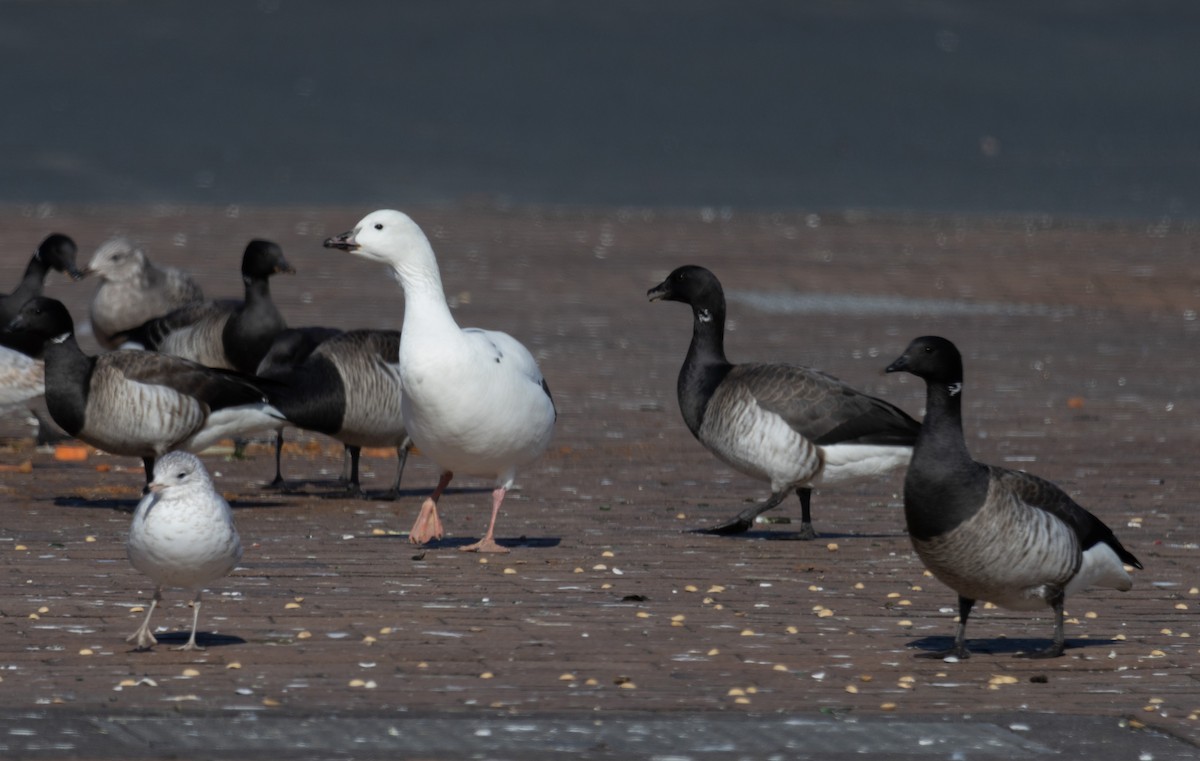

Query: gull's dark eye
[[374, 223, 383, 230], [176, 471, 186, 480]]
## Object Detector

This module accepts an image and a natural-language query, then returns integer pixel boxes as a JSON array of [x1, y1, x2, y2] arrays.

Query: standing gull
[[885, 335, 1141, 658], [649, 265, 919, 537], [325, 210, 556, 553], [126, 451, 242, 651]]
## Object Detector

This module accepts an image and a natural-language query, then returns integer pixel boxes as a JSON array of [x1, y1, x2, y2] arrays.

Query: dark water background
[[4, 0, 1198, 218]]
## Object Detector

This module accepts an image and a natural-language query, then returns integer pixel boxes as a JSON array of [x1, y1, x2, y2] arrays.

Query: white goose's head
[[324, 209, 434, 272]]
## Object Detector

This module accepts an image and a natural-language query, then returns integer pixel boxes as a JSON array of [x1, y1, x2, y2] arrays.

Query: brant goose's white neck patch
[[947, 382, 962, 396]]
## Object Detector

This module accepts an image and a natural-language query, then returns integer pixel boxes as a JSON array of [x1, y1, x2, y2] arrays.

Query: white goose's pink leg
[[410, 472, 451, 545], [460, 486, 510, 554]]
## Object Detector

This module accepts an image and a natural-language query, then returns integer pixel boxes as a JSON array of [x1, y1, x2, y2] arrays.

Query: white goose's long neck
[[389, 242, 462, 341]]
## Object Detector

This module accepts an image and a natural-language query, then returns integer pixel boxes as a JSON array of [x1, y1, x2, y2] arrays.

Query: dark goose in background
[[131, 239, 295, 374], [9, 297, 284, 483], [649, 264, 919, 538], [0, 234, 81, 357]]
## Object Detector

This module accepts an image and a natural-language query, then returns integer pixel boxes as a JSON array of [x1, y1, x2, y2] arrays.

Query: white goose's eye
[[374, 223, 383, 230]]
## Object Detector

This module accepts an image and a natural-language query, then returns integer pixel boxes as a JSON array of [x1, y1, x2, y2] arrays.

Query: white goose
[[325, 210, 556, 553]]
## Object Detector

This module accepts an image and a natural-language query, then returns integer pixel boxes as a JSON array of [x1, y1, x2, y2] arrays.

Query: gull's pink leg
[[460, 486, 510, 553], [127, 588, 163, 651], [410, 472, 452, 545], [174, 591, 205, 651]]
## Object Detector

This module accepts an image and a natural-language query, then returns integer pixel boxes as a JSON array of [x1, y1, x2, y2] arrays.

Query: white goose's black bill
[[323, 231, 359, 251]]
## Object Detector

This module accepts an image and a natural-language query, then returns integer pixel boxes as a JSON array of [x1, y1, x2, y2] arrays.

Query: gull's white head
[[83, 237, 149, 282], [323, 209, 433, 270], [147, 451, 213, 495]]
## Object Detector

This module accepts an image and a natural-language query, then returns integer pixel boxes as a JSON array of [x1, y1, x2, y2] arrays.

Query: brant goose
[[649, 265, 918, 538], [885, 335, 1141, 658]]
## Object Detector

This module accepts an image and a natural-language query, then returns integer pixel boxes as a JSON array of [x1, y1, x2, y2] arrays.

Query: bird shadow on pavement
[[54, 496, 141, 512], [262, 481, 493, 502], [688, 528, 905, 541], [405, 535, 562, 551], [137, 632, 246, 650], [907, 635, 1118, 658]]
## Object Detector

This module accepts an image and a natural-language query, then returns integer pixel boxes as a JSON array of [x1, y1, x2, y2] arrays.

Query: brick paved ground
[[0, 204, 1197, 758]]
